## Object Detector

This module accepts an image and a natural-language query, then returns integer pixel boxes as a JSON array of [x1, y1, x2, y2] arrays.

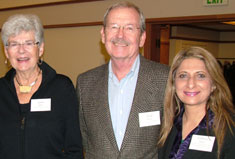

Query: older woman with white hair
[[0, 14, 83, 159]]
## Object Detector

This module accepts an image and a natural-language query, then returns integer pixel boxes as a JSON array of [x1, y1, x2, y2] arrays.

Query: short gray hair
[[103, 2, 146, 34], [1, 14, 44, 46]]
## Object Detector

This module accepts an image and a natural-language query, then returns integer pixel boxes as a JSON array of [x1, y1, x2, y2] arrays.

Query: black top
[[0, 62, 84, 159], [169, 109, 214, 159], [158, 112, 235, 159]]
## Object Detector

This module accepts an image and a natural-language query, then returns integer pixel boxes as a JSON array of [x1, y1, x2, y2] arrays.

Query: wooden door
[[144, 24, 170, 65]]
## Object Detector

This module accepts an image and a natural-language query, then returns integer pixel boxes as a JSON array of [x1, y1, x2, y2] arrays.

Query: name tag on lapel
[[139, 111, 160, 127], [189, 134, 215, 152], [31, 98, 51, 112]]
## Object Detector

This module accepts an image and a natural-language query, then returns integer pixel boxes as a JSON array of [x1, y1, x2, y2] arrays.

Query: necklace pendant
[[19, 85, 32, 93]]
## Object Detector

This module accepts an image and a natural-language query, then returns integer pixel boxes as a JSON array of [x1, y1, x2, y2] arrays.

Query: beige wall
[[0, 0, 235, 84], [169, 39, 219, 65], [219, 32, 235, 61], [1, 0, 235, 25], [169, 26, 220, 65], [169, 26, 235, 65], [171, 26, 220, 41], [43, 26, 108, 84], [218, 44, 235, 64], [0, 0, 71, 9]]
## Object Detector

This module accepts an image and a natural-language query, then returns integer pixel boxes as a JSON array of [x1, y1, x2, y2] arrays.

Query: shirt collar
[[108, 54, 140, 80]]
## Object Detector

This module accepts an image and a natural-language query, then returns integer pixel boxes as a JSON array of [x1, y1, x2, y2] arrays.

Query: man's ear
[[100, 27, 106, 44], [139, 31, 146, 47]]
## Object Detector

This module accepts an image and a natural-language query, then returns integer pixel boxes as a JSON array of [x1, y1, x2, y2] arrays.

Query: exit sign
[[203, 0, 228, 6]]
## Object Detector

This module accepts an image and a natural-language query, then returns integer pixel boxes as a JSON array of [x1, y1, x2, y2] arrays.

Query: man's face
[[101, 7, 146, 61]]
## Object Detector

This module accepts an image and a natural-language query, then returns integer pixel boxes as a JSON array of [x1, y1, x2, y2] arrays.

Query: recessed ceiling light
[[223, 21, 235, 25]]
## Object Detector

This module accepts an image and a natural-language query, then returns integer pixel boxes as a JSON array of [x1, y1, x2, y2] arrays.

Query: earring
[[211, 86, 216, 92], [4, 59, 8, 65], [38, 56, 43, 65]]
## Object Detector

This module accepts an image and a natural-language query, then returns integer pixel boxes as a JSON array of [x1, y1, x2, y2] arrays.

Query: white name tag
[[189, 134, 215, 152], [30, 98, 51, 112], [139, 111, 160, 127]]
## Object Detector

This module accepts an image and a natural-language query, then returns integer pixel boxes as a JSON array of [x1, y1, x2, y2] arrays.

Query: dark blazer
[[158, 124, 235, 159], [76, 56, 169, 159]]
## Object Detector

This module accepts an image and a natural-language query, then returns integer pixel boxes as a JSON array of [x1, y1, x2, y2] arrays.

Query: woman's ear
[[39, 42, 44, 57]]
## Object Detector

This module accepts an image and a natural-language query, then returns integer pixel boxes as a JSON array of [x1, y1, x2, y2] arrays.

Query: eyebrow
[[176, 70, 208, 73], [8, 40, 35, 43], [108, 23, 136, 26]]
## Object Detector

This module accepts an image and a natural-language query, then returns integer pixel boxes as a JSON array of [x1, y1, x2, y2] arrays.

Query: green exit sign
[[203, 0, 228, 6]]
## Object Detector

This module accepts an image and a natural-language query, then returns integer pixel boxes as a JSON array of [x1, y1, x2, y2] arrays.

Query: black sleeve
[[62, 78, 84, 159]]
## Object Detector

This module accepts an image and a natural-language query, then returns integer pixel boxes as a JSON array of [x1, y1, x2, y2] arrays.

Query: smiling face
[[101, 7, 146, 62], [4, 31, 44, 73], [175, 58, 214, 109]]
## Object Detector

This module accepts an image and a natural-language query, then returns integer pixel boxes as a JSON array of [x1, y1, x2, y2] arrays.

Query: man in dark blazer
[[76, 2, 169, 159]]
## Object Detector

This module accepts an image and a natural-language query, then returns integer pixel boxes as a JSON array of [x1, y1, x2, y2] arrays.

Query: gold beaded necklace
[[15, 69, 41, 93]]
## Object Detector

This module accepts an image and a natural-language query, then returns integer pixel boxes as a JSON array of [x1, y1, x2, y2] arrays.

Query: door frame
[[144, 14, 235, 64]]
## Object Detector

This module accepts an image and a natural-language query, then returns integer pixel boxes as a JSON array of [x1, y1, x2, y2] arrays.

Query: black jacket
[[158, 124, 235, 159], [0, 62, 83, 159]]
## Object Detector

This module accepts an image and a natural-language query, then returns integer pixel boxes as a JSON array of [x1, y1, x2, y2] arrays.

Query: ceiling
[[182, 22, 235, 32]]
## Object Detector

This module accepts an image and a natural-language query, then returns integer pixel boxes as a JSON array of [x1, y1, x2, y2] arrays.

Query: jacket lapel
[[120, 56, 155, 151], [94, 64, 119, 151]]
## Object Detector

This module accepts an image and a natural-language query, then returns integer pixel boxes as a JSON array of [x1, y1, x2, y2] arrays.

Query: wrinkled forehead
[[106, 7, 140, 25]]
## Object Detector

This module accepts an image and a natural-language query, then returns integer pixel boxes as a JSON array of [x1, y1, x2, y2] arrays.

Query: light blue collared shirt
[[108, 55, 140, 150]]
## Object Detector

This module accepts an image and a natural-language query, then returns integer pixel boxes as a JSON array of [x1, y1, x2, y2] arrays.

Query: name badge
[[31, 98, 51, 112], [189, 134, 215, 152], [139, 111, 160, 127]]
